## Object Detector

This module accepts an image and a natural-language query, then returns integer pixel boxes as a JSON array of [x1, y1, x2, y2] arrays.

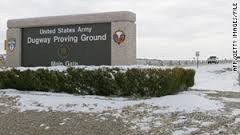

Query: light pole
[[196, 51, 200, 68]]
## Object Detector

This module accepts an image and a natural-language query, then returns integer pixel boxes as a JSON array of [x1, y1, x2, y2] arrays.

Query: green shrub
[[0, 67, 195, 97]]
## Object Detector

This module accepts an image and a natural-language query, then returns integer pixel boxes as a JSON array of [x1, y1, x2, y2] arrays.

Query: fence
[[137, 59, 232, 66]]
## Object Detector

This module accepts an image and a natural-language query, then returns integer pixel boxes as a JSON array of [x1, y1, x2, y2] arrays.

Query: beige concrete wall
[[6, 28, 21, 67], [111, 22, 136, 65]]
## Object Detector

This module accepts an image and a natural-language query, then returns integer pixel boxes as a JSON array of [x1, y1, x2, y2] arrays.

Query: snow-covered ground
[[1, 89, 223, 113], [190, 63, 240, 92], [0, 89, 225, 134], [0, 63, 240, 134]]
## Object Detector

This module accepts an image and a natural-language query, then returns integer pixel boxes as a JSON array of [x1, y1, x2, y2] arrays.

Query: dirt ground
[[0, 90, 240, 135]]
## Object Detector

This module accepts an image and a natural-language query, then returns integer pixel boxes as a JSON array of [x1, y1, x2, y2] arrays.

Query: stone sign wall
[[6, 11, 136, 67]]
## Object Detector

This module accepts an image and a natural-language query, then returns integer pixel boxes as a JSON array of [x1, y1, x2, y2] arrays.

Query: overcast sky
[[0, 0, 234, 60]]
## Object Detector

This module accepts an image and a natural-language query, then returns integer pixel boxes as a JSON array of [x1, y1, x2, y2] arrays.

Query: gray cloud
[[0, 0, 233, 60]]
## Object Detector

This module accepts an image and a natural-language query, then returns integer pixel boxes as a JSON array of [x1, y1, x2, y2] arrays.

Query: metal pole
[[197, 56, 199, 68]]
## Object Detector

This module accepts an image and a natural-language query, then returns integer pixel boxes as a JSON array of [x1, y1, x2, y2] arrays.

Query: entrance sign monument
[[6, 11, 136, 67]]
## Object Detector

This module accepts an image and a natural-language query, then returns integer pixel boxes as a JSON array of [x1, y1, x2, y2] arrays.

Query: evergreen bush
[[0, 67, 195, 97]]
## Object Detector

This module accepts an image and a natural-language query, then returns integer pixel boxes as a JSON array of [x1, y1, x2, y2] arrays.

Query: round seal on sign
[[113, 30, 126, 45], [58, 45, 70, 59], [8, 39, 16, 52]]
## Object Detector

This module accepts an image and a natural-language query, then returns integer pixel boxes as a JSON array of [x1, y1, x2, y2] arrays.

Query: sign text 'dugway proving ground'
[[6, 11, 136, 67], [22, 23, 111, 66]]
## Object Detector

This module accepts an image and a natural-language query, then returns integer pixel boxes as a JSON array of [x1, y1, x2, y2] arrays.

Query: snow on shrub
[[0, 67, 195, 97]]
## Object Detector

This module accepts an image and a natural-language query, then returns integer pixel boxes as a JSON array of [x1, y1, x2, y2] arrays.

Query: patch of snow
[[0, 90, 223, 113], [172, 119, 187, 124], [134, 116, 155, 130], [40, 124, 45, 127], [44, 126, 50, 130], [172, 130, 187, 135], [129, 125, 138, 130], [0, 65, 170, 72], [201, 91, 218, 94], [99, 117, 107, 121], [112, 111, 122, 118], [201, 121, 215, 127], [221, 97, 240, 102], [148, 91, 223, 113], [173, 128, 199, 135], [200, 133, 211, 135], [59, 122, 65, 126], [63, 118, 70, 121], [234, 118, 240, 123], [0, 103, 8, 107], [191, 64, 240, 92], [137, 123, 151, 131], [232, 109, 240, 116], [153, 121, 162, 127], [213, 129, 223, 134], [1, 89, 138, 113]]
